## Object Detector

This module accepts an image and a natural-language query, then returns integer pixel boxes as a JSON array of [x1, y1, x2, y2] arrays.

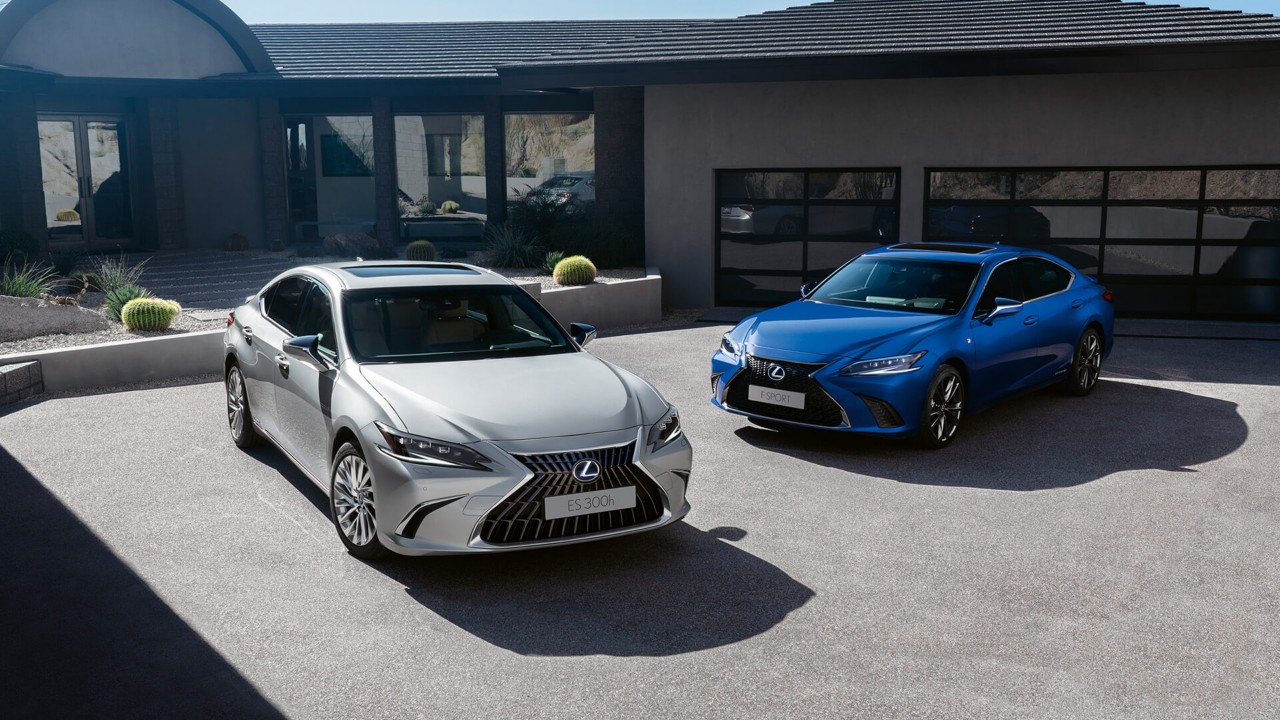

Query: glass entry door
[[39, 116, 135, 250]]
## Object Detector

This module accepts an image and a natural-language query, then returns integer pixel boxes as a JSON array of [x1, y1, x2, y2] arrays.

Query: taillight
[[227, 311, 236, 327], [1102, 290, 1114, 303], [557, 192, 576, 200]]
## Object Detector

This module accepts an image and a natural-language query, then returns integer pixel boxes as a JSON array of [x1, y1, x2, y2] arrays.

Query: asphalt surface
[[2, 324, 1278, 719]]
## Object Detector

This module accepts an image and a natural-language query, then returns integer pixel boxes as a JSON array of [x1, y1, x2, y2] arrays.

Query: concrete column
[[146, 99, 187, 249], [258, 98, 288, 249], [593, 87, 646, 255], [372, 96, 398, 246], [484, 96, 506, 227], [0, 93, 50, 249]]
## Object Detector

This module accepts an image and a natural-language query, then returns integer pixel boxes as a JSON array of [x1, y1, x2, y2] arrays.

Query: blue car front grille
[[479, 442, 664, 545], [725, 356, 846, 428]]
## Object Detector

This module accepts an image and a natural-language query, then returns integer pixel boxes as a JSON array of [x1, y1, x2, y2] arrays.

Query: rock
[[0, 295, 112, 343]]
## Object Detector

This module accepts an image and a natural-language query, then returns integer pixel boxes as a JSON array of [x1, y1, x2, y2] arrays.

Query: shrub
[[121, 297, 181, 331], [441, 247, 469, 260], [541, 251, 565, 276], [406, 240, 437, 261], [553, 255, 597, 287], [509, 188, 562, 242], [104, 284, 153, 322], [0, 261, 58, 298], [90, 253, 150, 294], [484, 223, 543, 269], [48, 250, 81, 278], [440, 200, 461, 214], [0, 229, 39, 264]]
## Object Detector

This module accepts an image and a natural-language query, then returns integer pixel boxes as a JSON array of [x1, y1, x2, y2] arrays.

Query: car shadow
[[732, 379, 1248, 490], [372, 523, 815, 658]]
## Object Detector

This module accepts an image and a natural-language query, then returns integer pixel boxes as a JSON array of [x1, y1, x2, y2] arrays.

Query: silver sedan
[[223, 262, 692, 558]]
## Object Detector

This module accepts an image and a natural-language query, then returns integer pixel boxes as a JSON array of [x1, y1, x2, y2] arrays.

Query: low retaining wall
[[535, 269, 662, 331], [1, 361, 43, 405], [0, 330, 224, 395]]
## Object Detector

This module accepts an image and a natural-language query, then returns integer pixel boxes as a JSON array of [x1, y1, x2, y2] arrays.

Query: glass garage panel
[[1033, 244, 1100, 275], [1106, 283, 1193, 315], [1018, 206, 1102, 239], [1197, 285, 1280, 317], [929, 171, 1011, 200], [808, 206, 884, 238], [718, 204, 805, 235], [718, 172, 804, 200], [1199, 245, 1280, 279], [927, 205, 1009, 239], [1103, 245, 1195, 275], [1201, 206, 1280, 240], [809, 172, 897, 200], [806, 241, 882, 278], [1205, 169, 1280, 200], [1015, 171, 1104, 200], [719, 237, 803, 272], [717, 274, 805, 307], [1107, 170, 1200, 200], [1105, 206, 1198, 240]]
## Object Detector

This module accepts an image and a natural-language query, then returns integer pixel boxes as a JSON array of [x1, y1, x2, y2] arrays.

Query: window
[[263, 276, 310, 333], [504, 113, 595, 205], [716, 168, 901, 307], [976, 262, 1023, 316], [395, 114, 486, 238], [1022, 258, 1073, 300]]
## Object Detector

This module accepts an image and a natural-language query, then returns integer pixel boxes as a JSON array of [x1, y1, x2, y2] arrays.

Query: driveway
[[2, 324, 1278, 718]]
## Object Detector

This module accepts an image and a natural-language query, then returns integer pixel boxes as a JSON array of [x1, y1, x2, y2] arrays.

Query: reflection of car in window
[[928, 205, 1051, 239], [528, 172, 595, 214]]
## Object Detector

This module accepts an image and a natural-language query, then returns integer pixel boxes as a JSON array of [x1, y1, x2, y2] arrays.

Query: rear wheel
[[1063, 328, 1103, 396], [225, 365, 262, 449], [917, 365, 964, 449], [330, 443, 390, 560]]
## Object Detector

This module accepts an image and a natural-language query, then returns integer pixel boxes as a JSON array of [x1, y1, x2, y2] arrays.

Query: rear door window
[[1022, 258, 1073, 300]]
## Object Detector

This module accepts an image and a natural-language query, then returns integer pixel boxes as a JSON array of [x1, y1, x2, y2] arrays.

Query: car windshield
[[809, 257, 981, 315], [343, 285, 574, 362], [540, 175, 584, 189]]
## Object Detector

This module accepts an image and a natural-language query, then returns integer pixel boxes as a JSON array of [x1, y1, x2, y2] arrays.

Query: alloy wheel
[[1077, 333, 1102, 390], [226, 368, 246, 438], [333, 454, 377, 547], [929, 374, 964, 443]]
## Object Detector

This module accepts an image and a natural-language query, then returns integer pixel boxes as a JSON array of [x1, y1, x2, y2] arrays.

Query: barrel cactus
[[104, 284, 153, 322], [121, 297, 181, 331], [440, 200, 460, 214], [406, 240, 437, 261], [553, 255, 597, 287]]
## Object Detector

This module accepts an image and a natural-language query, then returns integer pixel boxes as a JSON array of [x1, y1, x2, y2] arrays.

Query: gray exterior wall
[[178, 99, 265, 249], [645, 68, 1280, 308]]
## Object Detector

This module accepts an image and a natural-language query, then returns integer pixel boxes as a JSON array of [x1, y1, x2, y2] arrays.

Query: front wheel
[[1063, 328, 1103, 397], [226, 365, 263, 449], [330, 443, 390, 560], [917, 365, 965, 449]]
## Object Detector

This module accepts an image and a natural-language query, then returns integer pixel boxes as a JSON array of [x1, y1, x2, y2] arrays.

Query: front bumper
[[710, 347, 932, 437], [362, 423, 692, 556]]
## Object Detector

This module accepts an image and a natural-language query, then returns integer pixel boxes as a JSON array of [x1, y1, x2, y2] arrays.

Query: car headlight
[[647, 405, 683, 451], [840, 351, 927, 376], [375, 422, 492, 470], [720, 333, 740, 356]]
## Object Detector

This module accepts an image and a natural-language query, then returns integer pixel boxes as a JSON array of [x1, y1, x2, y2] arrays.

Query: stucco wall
[[178, 99, 265, 249], [1, 0, 246, 79], [644, 68, 1280, 307]]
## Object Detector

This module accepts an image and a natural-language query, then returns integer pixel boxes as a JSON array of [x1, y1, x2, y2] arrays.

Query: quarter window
[[1022, 258, 1073, 300]]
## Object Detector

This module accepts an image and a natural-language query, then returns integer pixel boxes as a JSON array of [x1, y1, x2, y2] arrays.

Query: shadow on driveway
[[0, 447, 284, 718], [733, 380, 1248, 490]]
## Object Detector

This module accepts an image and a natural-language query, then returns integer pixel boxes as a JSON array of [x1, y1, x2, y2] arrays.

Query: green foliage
[[0, 261, 58, 298], [441, 247, 469, 260], [484, 223, 543, 269], [104, 284, 153, 322], [406, 240, 437, 262], [541, 251, 565, 276], [90, 253, 150, 295], [418, 199, 438, 216], [509, 188, 562, 243], [0, 229, 39, 263], [440, 200, 461, 214], [121, 297, 180, 331], [553, 255, 597, 287]]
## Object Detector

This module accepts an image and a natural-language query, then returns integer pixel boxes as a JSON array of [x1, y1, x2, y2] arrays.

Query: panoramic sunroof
[[891, 243, 994, 254], [342, 265, 480, 278]]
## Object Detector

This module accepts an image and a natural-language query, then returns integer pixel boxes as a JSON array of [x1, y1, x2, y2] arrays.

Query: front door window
[[38, 116, 134, 250]]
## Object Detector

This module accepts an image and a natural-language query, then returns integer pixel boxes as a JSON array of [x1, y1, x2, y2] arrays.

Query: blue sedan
[[711, 243, 1115, 448]]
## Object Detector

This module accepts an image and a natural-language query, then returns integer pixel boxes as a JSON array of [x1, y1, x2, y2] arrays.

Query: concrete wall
[[1, 0, 245, 79], [535, 271, 662, 331], [644, 68, 1280, 307], [179, 99, 265, 249], [0, 330, 222, 394]]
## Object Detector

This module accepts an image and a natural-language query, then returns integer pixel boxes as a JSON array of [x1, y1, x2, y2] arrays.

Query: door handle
[[1071, 299, 1085, 309], [275, 353, 290, 377], [242, 326, 254, 344], [1023, 315, 1039, 326]]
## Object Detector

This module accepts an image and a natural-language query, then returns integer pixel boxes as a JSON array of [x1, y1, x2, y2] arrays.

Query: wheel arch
[[332, 425, 363, 462]]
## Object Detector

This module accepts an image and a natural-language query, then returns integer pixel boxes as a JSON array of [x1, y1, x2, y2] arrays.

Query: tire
[[330, 442, 390, 560], [1063, 328, 1103, 397], [225, 364, 263, 449], [917, 365, 965, 449]]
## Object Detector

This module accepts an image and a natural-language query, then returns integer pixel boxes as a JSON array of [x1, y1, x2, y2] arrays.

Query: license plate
[[544, 486, 637, 520], [749, 384, 806, 410]]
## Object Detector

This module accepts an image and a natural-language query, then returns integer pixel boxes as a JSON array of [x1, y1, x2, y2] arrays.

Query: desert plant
[[509, 187, 563, 242], [104, 284, 153, 322], [440, 200, 461, 214], [441, 247, 468, 260], [0, 261, 58, 298], [484, 223, 544, 269], [553, 255, 597, 287], [418, 198, 438, 216], [405, 240, 437, 261], [48, 250, 81, 278], [0, 229, 39, 264], [70, 271, 102, 293], [121, 297, 181, 331], [541, 250, 565, 276], [56, 208, 80, 222], [90, 253, 150, 294]]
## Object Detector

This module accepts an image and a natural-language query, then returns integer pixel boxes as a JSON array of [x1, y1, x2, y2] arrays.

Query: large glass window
[[924, 166, 1280, 319], [504, 113, 595, 211], [295, 115, 377, 241], [395, 115, 486, 243], [716, 169, 901, 307]]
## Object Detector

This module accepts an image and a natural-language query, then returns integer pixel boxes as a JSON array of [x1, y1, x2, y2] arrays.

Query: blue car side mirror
[[983, 298, 1024, 323]]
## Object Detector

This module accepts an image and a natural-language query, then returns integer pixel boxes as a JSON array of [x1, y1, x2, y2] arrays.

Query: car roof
[[867, 242, 1021, 264], [303, 262, 516, 291]]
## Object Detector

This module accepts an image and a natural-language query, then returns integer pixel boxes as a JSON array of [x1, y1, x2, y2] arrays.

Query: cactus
[[104, 284, 153, 322], [121, 297, 181, 331], [56, 208, 81, 222], [552, 255, 597, 287], [440, 200, 460, 214], [406, 240, 437, 261]]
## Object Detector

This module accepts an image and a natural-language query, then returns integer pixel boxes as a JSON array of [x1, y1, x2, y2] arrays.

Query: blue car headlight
[[647, 405, 683, 451], [840, 351, 927, 376], [720, 333, 740, 356]]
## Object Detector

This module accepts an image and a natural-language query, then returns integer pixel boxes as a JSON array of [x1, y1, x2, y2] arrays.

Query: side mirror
[[800, 282, 817, 298], [283, 335, 329, 370], [983, 297, 1024, 323], [569, 323, 597, 347]]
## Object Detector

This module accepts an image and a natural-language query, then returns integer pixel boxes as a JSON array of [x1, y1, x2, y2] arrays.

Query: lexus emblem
[[767, 364, 787, 382], [572, 459, 602, 484]]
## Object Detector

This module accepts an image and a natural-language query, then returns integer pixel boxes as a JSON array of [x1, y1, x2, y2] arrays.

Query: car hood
[[742, 300, 953, 360], [359, 353, 641, 442]]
